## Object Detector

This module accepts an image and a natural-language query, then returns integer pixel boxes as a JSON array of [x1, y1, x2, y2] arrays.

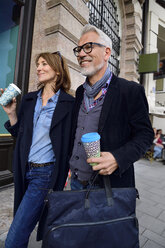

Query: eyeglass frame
[[52, 51, 64, 68], [73, 42, 106, 57]]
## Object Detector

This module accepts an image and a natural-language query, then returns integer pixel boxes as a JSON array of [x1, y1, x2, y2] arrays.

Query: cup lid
[[81, 132, 100, 143], [10, 83, 21, 94]]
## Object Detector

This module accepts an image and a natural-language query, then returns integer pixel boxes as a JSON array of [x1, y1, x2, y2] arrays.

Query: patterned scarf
[[83, 67, 112, 112]]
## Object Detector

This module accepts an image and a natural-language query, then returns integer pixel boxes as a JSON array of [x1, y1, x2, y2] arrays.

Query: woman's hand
[[0, 88, 18, 125]]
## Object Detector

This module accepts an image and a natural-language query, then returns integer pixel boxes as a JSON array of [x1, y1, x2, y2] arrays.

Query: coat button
[[75, 156, 79, 160]]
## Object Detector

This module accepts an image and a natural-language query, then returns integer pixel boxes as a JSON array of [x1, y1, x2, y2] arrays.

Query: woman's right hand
[[0, 88, 17, 114], [0, 88, 18, 126]]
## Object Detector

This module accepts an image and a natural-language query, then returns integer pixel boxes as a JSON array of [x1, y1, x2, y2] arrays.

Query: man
[[69, 24, 154, 190]]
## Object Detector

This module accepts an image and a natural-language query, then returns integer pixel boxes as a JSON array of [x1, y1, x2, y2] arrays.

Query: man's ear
[[104, 47, 111, 61]]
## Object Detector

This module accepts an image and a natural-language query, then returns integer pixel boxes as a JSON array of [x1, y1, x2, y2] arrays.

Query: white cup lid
[[10, 83, 21, 94]]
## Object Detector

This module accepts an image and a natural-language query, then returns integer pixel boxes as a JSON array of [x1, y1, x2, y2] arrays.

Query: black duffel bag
[[40, 175, 139, 248]]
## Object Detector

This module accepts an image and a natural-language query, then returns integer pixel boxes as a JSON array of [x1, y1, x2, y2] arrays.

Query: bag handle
[[103, 176, 114, 206], [85, 172, 113, 208]]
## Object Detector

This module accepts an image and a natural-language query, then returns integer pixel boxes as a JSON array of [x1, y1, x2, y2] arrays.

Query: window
[[0, 0, 20, 134], [156, 78, 165, 92], [87, 0, 120, 75]]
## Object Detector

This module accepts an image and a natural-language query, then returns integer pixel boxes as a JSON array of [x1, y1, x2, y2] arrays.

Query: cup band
[[10, 83, 21, 94]]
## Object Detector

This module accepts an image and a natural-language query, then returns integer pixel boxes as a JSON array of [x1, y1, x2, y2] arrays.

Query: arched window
[[87, 0, 120, 76]]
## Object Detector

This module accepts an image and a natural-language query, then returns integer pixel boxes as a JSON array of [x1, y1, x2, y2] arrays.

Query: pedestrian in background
[[0, 52, 74, 247], [153, 129, 164, 160]]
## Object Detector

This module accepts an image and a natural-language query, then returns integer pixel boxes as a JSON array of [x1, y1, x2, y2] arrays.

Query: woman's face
[[36, 57, 57, 83]]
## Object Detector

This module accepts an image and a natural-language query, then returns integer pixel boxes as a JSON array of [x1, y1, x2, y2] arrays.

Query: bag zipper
[[47, 215, 138, 236]]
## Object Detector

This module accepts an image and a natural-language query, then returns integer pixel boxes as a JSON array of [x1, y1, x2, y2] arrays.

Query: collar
[[24, 89, 74, 104], [37, 89, 60, 104]]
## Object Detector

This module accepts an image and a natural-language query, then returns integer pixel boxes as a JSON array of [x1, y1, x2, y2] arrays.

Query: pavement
[[135, 158, 165, 248], [0, 158, 165, 248]]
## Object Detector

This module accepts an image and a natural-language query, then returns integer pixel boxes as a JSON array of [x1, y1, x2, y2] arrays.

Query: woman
[[153, 129, 164, 159], [0, 52, 74, 247]]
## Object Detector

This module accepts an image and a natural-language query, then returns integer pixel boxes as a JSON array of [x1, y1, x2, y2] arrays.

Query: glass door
[[0, 0, 20, 134]]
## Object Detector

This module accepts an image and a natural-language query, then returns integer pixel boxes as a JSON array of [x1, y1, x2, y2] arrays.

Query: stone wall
[[119, 0, 143, 82], [28, 0, 89, 93]]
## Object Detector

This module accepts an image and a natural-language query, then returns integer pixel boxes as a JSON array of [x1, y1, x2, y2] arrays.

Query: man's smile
[[79, 58, 92, 66]]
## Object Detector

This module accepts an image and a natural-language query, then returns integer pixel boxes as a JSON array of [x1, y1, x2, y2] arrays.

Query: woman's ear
[[56, 72, 60, 76], [54, 73, 60, 83]]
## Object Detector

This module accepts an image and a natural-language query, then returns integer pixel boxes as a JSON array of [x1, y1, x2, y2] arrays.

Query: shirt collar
[[37, 88, 60, 104]]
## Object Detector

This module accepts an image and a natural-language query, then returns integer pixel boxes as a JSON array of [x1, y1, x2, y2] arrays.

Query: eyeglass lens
[[74, 43, 92, 56]]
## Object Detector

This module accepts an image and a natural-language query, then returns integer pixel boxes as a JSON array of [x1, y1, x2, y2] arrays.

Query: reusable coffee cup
[[81, 132, 101, 166], [0, 83, 21, 106]]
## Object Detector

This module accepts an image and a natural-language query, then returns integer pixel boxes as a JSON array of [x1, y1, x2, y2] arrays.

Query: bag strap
[[85, 173, 113, 208], [103, 176, 114, 206]]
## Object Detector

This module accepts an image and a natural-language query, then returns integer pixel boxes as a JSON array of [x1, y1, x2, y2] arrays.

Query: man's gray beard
[[80, 62, 104, 77]]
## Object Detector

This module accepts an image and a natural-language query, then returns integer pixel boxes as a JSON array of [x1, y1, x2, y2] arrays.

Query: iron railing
[[87, 0, 120, 75]]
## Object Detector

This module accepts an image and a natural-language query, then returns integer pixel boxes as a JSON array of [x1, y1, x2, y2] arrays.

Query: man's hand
[[87, 152, 118, 175]]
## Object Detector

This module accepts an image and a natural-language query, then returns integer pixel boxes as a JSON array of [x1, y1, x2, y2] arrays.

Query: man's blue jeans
[[5, 163, 54, 248]]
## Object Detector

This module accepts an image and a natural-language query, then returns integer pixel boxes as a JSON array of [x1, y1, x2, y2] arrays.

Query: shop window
[[0, 0, 20, 134], [156, 78, 165, 92]]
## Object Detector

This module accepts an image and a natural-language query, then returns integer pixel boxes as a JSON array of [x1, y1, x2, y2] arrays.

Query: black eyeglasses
[[52, 51, 64, 68], [73, 42, 106, 57]]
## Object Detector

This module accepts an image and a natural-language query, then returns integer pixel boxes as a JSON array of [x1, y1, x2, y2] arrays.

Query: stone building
[[0, 0, 165, 186], [28, 0, 144, 91], [142, 0, 165, 131]]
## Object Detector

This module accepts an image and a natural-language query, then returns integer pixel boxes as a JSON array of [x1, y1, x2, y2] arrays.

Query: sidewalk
[[135, 158, 165, 248], [0, 158, 165, 247], [0, 185, 42, 248]]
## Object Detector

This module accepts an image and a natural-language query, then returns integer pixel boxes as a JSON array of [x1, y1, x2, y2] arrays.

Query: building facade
[[28, 0, 144, 92], [142, 0, 165, 131]]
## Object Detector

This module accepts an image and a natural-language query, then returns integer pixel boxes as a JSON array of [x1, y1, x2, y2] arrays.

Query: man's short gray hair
[[81, 24, 112, 50]]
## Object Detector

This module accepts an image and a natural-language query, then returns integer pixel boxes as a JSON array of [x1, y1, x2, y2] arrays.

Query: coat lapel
[[50, 90, 74, 131], [21, 92, 38, 179], [23, 91, 38, 133], [98, 74, 118, 134], [72, 86, 84, 133]]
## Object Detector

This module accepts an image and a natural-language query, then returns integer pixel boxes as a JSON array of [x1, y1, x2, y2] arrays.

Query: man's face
[[77, 32, 108, 77]]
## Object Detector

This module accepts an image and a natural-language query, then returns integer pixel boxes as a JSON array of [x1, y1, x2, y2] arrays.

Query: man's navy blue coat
[[71, 74, 154, 187], [5, 90, 74, 215]]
